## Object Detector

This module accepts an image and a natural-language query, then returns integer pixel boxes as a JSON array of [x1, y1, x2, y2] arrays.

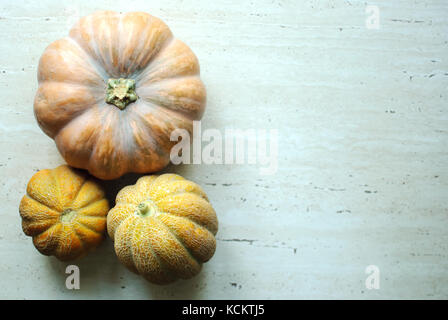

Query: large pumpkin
[[19, 165, 109, 261], [107, 174, 218, 284], [34, 11, 206, 180]]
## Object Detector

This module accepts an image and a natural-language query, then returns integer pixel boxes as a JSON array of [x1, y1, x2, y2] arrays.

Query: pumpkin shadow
[[96, 165, 201, 213], [139, 266, 209, 299], [98, 164, 198, 206], [97, 172, 142, 207]]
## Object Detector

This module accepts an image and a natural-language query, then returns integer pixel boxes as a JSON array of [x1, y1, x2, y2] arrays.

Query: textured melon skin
[[107, 173, 218, 285], [19, 165, 109, 261]]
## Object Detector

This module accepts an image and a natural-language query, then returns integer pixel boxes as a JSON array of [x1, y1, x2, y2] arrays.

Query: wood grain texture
[[0, 0, 447, 299]]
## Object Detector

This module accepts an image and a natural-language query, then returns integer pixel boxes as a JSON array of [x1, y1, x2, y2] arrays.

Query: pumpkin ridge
[[130, 106, 173, 156], [140, 74, 199, 85], [77, 214, 106, 221], [71, 220, 103, 252], [54, 225, 75, 260], [71, 187, 107, 211], [115, 185, 139, 205], [25, 175, 61, 213], [54, 106, 103, 168], [147, 217, 197, 279], [160, 210, 217, 238], [135, 175, 160, 193], [76, 199, 108, 216], [49, 167, 65, 211], [132, 34, 175, 81], [126, 34, 151, 78], [21, 211, 58, 225], [52, 166, 88, 210], [139, 98, 196, 123], [138, 79, 203, 121], [21, 212, 57, 223], [98, 106, 139, 177], [26, 169, 61, 214], [136, 58, 199, 87], [154, 192, 217, 234], [117, 114, 136, 174], [149, 173, 185, 188], [138, 73, 192, 88], [129, 121, 167, 161], [130, 219, 158, 275], [133, 218, 178, 283], [116, 13, 161, 77], [66, 36, 108, 81], [39, 80, 104, 94], [106, 204, 135, 236], [87, 127, 129, 180], [49, 106, 90, 139], [159, 183, 209, 201], [123, 216, 140, 273], [35, 82, 104, 139], [142, 32, 175, 72], [99, 17, 118, 77], [129, 219, 145, 273], [69, 223, 86, 255], [155, 213, 204, 263], [22, 217, 58, 237], [20, 195, 60, 219], [69, 175, 88, 207], [33, 223, 62, 253], [74, 219, 102, 236]]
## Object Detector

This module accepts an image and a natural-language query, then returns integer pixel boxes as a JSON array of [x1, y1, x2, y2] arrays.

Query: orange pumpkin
[[34, 11, 206, 180], [19, 165, 109, 261], [107, 174, 218, 284]]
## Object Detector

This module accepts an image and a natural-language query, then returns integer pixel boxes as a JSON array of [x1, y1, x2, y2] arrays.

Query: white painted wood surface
[[0, 0, 447, 299]]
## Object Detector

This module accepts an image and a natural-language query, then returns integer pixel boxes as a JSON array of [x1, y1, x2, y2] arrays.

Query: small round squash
[[107, 173, 218, 284], [19, 165, 109, 261]]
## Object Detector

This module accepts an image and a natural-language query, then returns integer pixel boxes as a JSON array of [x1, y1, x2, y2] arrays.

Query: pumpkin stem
[[137, 203, 149, 215], [60, 208, 77, 223], [105, 78, 138, 110], [137, 202, 155, 216]]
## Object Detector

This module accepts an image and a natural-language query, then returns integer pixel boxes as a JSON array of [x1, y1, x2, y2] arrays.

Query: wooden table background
[[0, 0, 447, 299]]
